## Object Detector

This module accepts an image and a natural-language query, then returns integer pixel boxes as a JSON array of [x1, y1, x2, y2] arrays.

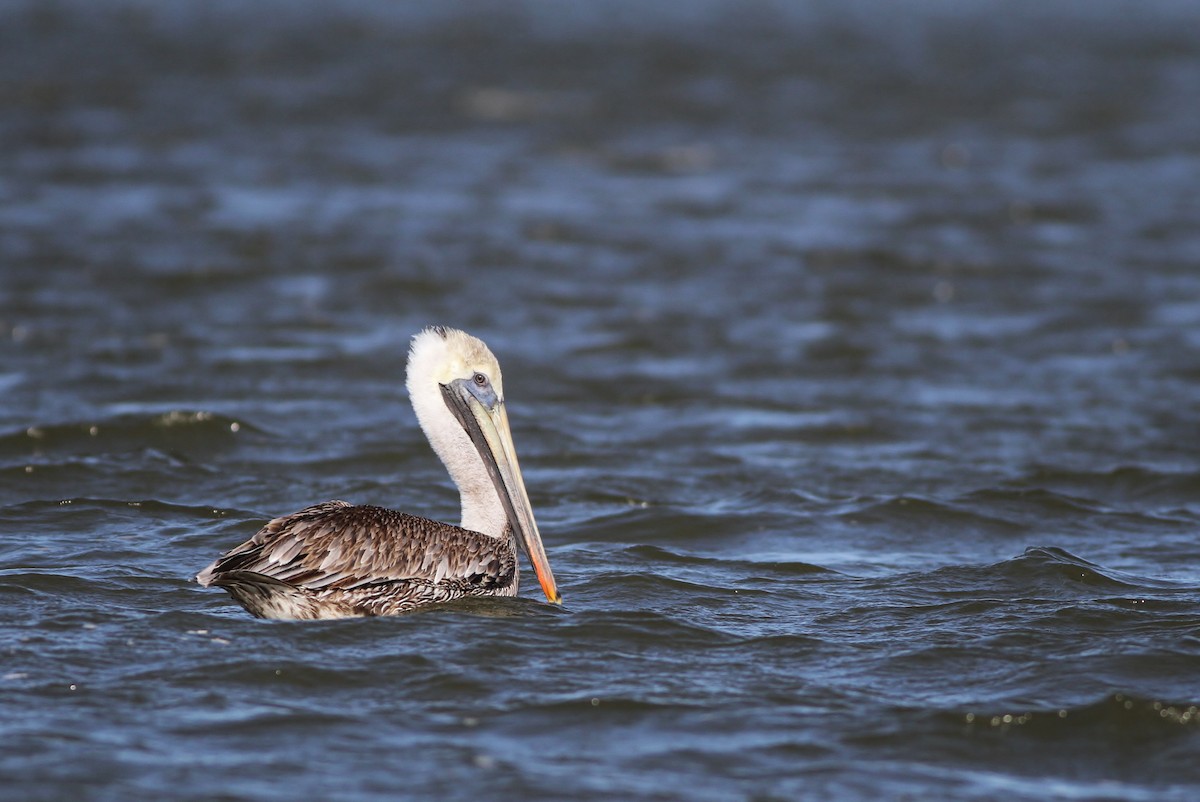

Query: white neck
[[408, 379, 508, 539]]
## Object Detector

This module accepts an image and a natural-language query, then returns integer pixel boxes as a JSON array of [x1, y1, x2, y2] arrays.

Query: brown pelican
[[196, 326, 561, 619]]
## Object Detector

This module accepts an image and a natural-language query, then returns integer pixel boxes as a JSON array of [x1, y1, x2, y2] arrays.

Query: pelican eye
[[473, 372, 488, 387]]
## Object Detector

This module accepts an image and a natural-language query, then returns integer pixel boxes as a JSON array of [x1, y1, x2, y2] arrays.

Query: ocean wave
[[835, 494, 1025, 536], [958, 692, 1200, 736], [0, 411, 258, 459], [1012, 464, 1200, 512], [893, 546, 1191, 600]]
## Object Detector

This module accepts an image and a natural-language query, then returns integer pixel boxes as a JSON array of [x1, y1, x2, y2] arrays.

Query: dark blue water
[[2, 1, 1200, 799]]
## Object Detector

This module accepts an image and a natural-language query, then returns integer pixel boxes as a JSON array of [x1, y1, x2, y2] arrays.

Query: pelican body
[[197, 327, 560, 619]]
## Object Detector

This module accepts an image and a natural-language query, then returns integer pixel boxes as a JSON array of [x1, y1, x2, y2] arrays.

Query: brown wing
[[198, 500, 517, 596]]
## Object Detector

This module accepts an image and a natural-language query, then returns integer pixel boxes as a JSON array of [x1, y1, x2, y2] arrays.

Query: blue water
[[2, 1, 1200, 800]]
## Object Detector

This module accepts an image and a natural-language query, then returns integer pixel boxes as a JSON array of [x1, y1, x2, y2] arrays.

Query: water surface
[[2, 1, 1200, 800]]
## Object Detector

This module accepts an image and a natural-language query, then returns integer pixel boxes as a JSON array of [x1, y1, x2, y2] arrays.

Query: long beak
[[440, 383, 562, 604]]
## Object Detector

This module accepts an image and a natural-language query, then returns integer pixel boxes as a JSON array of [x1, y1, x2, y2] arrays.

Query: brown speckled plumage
[[197, 501, 519, 619]]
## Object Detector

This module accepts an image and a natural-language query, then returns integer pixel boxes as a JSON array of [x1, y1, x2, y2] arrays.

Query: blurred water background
[[2, 1, 1200, 800]]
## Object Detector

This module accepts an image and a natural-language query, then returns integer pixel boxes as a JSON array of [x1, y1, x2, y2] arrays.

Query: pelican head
[[406, 326, 560, 604]]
